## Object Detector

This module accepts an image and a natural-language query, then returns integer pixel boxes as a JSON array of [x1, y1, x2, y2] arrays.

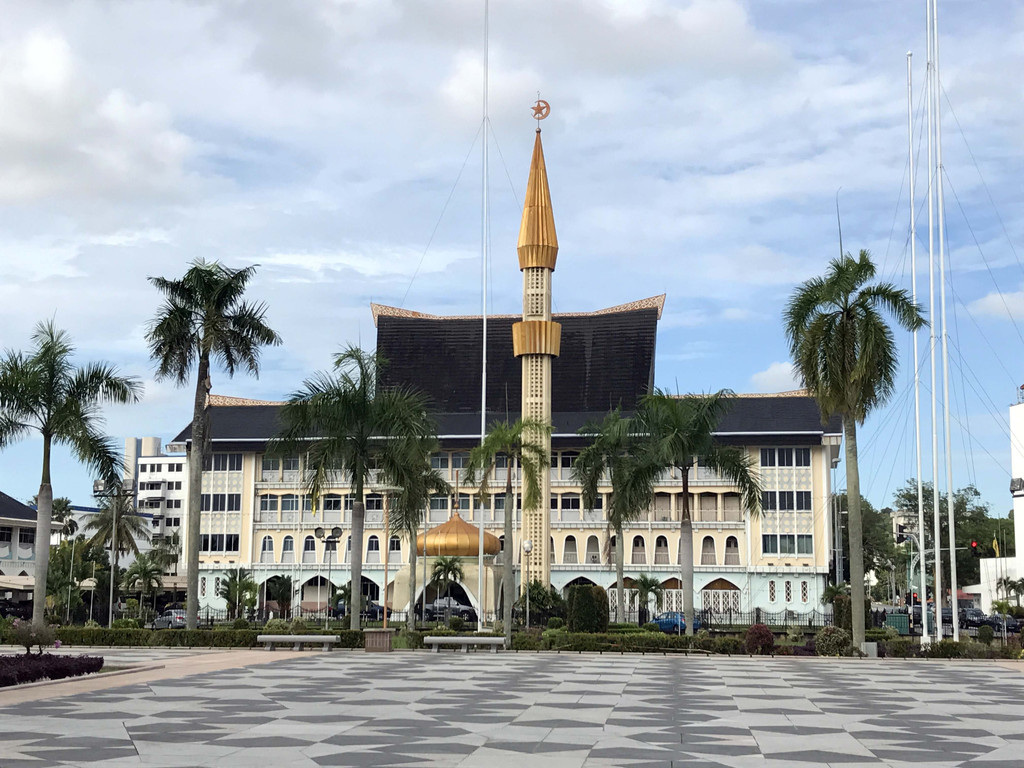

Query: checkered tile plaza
[[2, 650, 1024, 767]]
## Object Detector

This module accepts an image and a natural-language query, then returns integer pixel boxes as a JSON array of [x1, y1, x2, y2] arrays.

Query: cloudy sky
[[2, 0, 1023, 521]]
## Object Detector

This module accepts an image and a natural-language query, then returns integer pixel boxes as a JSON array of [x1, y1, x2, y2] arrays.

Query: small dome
[[416, 512, 501, 557]]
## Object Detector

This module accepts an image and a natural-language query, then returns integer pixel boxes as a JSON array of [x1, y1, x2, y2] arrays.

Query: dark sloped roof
[[179, 396, 840, 448], [375, 307, 659, 415], [0, 491, 37, 523]]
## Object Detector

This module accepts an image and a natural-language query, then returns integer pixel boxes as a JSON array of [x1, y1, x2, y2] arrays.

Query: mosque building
[[175, 118, 842, 620]]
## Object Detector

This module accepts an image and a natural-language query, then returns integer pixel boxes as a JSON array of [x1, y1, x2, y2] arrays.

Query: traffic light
[[896, 524, 908, 544], [970, 540, 980, 557]]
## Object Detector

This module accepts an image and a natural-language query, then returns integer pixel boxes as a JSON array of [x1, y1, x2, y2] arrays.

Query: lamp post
[[522, 539, 533, 630], [315, 526, 342, 631]]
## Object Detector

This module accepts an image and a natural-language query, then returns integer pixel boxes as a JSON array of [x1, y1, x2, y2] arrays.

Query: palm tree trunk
[[349, 490, 365, 632], [32, 434, 53, 624], [844, 415, 866, 648], [407, 525, 417, 631], [503, 470, 513, 645], [615, 523, 624, 623], [186, 355, 210, 630], [679, 467, 695, 636]]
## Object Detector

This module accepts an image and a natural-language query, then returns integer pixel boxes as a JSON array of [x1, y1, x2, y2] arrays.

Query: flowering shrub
[[8, 620, 58, 655], [0, 654, 103, 687], [745, 624, 775, 655], [815, 626, 852, 657]]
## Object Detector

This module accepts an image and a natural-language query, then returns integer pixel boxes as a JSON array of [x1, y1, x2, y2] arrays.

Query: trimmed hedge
[[566, 585, 609, 633], [0, 653, 104, 687], [54, 628, 364, 648]]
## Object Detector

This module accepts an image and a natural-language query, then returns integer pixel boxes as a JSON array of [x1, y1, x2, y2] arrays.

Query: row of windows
[[761, 534, 814, 555], [262, 456, 300, 471], [768, 580, 810, 603], [200, 493, 242, 512], [140, 462, 183, 473], [761, 490, 813, 511], [201, 533, 240, 552], [205, 453, 243, 472], [0, 527, 35, 545], [143, 498, 182, 510], [153, 517, 181, 528], [759, 448, 811, 467], [259, 535, 402, 555]]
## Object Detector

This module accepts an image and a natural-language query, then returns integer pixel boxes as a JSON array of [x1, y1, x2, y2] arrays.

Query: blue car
[[652, 611, 701, 634]]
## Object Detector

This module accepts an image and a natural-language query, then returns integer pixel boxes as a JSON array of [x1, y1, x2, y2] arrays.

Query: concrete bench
[[257, 634, 340, 651], [424, 636, 506, 654]]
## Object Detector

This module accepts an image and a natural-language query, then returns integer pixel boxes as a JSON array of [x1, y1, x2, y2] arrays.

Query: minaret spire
[[513, 98, 559, 590]]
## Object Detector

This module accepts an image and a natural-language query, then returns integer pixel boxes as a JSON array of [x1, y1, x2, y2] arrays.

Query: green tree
[[384, 438, 450, 630], [892, 481, 1006, 591], [632, 573, 665, 626], [514, 581, 566, 628], [265, 574, 294, 618], [147, 259, 281, 630], [785, 249, 925, 647], [0, 321, 141, 624], [276, 346, 435, 630], [430, 555, 465, 619], [573, 409, 659, 624], [834, 493, 897, 583], [466, 419, 549, 646], [218, 567, 257, 620], [122, 552, 164, 612], [48, 497, 77, 541], [639, 391, 762, 635], [821, 581, 850, 606]]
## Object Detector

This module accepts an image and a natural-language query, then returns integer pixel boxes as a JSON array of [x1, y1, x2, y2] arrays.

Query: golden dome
[[416, 513, 501, 557]]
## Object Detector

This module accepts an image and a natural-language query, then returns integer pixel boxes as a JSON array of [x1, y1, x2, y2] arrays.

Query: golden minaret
[[512, 116, 560, 591]]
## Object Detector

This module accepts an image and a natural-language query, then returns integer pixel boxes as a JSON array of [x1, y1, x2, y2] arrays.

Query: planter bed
[[0, 654, 104, 688]]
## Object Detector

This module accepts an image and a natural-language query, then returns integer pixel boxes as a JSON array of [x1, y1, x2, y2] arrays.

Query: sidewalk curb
[[2, 663, 165, 693]]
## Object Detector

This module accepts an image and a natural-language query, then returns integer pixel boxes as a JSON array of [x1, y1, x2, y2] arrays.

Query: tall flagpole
[[908, 50, 929, 644], [933, 0, 959, 641], [477, 0, 489, 633], [926, 0, 942, 641]]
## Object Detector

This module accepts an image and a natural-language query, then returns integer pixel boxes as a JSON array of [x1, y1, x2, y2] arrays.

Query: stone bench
[[257, 634, 340, 651], [424, 636, 506, 654]]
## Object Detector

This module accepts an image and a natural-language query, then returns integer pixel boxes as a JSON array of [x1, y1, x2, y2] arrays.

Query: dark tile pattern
[[0, 652, 1022, 766]]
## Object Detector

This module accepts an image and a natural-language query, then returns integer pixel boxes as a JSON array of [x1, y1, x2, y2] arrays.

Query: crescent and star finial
[[532, 99, 550, 121]]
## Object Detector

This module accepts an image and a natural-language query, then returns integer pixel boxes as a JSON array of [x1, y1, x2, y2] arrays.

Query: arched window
[[324, 538, 337, 564], [631, 535, 646, 565], [200, 577, 207, 597], [562, 535, 578, 564], [801, 581, 809, 603], [344, 536, 352, 563], [281, 535, 295, 564], [722, 492, 742, 522], [585, 535, 601, 564], [700, 536, 716, 565], [550, 536, 555, 564], [367, 535, 380, 563], [769, 580, 776, 602], [785, 581, 792, 603], [260, 536, 274, 563], [724, 536, 740, 565], [654, 535, 670, 564], [303, 535, 316, 564]]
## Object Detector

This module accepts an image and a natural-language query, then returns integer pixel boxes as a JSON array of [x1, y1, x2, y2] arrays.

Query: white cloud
[[749, 362, 800, 393], [967, 288, 1024, 320]]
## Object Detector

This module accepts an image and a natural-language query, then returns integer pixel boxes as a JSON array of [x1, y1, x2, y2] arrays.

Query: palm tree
[[122, 552, 163, 613], [147, 259, 281, 629], [218, 567, 257, 619], [639, 391, 762, 635], [785, 249, 925, 647], [384, 438, 451, 630], [0, 321, 142, 623], [49, 498, 77, 541], [466, 418, 549, 645], [821, 581, 850, 606], [265, 575, 294, 618], [431, 555, 465, 621], [85, 493, 151, 559], [276, 346, 436, 630], [573, 409, 659, 624], [633, 573, 665, 626]]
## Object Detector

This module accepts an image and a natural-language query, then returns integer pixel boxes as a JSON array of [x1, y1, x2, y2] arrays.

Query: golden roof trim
[[206, 394, 286, 407], [371, 294, 666, 327]]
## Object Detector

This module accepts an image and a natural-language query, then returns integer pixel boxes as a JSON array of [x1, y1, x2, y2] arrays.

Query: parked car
[[421, 596, 476, 622], [984, 613, 1020, 633], [152, 609, 186, 630], [652, 611, 702, 634], [960, 608, 987, 628], [361, 601, 386, 621], [0, 600, 31, 620]]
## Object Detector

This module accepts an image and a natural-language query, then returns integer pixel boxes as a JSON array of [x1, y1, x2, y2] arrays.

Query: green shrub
[[641, 622, 660, 633], [232, 618, 250, 630], [692, 629, 715, 652], [395, 630, 424, 650], [84, 619, 101, 629], [448, 616, 465, 632], [977, 625, 994, 645], [566, 585, 609, 633], [111, 618, 141, 630], [289, 618, 309, 634], [263, 618, 290, 633], [607, 623, 646, 634], [864, 629, 889, 643], [8, 621, 57, 655], [745, 624, 775, 655], [883, 638, 915, 658], [511, 632, 543, 650], [924, 639, 967, 659], [815, 626, 851, 657], [547, 617, 564, 630], [713, 636, 745, 655]]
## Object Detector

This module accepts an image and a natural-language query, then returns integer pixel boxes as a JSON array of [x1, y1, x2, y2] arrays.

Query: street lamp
[[315, 526, 343, 631], [522, 539, 533, 629]]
